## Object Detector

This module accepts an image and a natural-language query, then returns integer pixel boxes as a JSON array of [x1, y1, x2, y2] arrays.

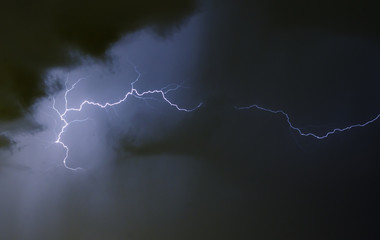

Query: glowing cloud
[[52, 66, 202, 170]]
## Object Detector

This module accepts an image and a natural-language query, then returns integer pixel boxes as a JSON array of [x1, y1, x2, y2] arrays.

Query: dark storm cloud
[[0, 135, 12, 148], [116, 1, 380, 238], [1, 0, 379, 239], [122, 0, 380, 157], [122, 99, 237, 159], [260, 0, 380, 36], [122, 107, 223, 157], [0, 0, 199, 121], [193, 0, 380, 125]]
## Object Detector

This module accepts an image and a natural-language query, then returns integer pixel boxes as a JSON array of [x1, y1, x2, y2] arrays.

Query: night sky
[[1, 0, 380, 239]]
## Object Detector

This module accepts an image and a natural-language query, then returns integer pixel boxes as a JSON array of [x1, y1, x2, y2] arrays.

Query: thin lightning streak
[[52, 68, 202, 170], [236, 104, 380, 139]]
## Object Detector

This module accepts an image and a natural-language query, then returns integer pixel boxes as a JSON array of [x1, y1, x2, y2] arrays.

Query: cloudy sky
[[1, 0, 379, 239]]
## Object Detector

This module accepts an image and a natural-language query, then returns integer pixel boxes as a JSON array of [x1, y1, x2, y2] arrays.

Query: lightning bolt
[[236, 104, 380, 139], [52, 67, 202, 170]]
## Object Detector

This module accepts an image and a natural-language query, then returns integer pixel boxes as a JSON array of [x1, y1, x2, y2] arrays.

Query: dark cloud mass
[[117, 1, 380, 238], [263, 0, 380, 35], [193, 0, 380, 129], [0, 135, 12, 148], [0, 0, 198, 121], [1, 0, 380, 239]]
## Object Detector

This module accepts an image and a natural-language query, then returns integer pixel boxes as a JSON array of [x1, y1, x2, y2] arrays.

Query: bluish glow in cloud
[[2, 14, 204, 172], [0, 14, 206, 239]]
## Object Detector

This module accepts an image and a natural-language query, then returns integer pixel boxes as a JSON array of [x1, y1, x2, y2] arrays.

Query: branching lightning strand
[[52, 68, 202, 170], [236, 104, 380, 139]]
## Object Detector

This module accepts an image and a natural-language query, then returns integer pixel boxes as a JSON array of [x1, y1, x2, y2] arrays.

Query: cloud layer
[[0, 0, 198, 121]]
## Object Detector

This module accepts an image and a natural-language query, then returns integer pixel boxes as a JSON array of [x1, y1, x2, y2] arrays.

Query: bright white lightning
[[52, 68, 202, 170]]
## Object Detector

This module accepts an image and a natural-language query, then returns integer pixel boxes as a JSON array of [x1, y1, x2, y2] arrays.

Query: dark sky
[[1, 0, 380, 239]]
